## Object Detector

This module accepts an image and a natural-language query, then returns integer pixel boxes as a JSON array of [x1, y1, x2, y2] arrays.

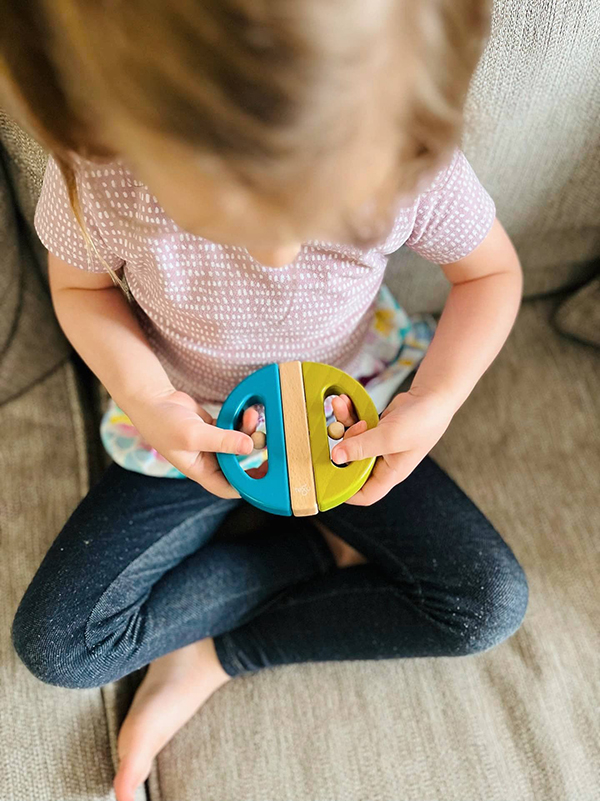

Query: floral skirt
[[100, 284, 436, 478]]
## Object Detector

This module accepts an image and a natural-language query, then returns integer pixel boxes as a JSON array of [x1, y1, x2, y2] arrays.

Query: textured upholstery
[[0, 144, 67, 405], [387, 0, 600, 312], [554, 273, 600, 348], [1, 0, 600, 798], [0, 364, 138, 801]]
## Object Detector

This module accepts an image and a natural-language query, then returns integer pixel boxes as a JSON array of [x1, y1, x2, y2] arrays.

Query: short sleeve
[[34, 155, 125, 273], [405, 150, 496, 264]]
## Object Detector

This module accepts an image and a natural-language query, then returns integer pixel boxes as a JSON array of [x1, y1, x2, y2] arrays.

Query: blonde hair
[[0, 0, 490, 291]]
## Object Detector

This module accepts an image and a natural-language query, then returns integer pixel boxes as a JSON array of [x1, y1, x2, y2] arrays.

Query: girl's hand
[[124, 389, 254, 498], [238, 405, 269, 480], [330, 390, 454, 506]]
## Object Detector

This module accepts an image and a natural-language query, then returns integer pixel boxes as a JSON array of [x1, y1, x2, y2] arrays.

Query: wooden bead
[[251, 430, 266, 450], [327, 421, 345, 440]]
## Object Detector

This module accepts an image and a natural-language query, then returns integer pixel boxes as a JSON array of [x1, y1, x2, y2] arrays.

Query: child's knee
[[12, 587, 95, 689], [456, 547, 529, 656]]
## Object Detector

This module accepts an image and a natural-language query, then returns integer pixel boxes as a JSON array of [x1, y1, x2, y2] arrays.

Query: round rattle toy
[[216, 361, 379, 516]]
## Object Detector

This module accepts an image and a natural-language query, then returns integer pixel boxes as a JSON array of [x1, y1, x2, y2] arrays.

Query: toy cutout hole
[[324, 394, 350, 467], [234, 401, 268, 478]]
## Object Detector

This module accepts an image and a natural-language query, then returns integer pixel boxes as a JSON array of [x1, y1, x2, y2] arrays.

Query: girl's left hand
[[330, 389, 455, 506]]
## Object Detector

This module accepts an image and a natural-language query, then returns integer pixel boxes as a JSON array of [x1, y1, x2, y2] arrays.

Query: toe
[[112, 639, 231, 801], [114, 704, 159, 801], [114, 752, 153, 801]]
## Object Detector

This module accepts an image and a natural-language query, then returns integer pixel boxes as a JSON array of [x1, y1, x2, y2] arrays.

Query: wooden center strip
[[279, 361, 318, 516]]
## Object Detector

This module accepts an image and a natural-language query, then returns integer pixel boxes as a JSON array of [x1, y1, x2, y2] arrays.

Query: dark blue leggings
[[12, 458, 528, 689]]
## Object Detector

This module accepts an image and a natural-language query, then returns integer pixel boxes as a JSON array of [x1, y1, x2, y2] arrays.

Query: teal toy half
[[216, 363, 291, 516]]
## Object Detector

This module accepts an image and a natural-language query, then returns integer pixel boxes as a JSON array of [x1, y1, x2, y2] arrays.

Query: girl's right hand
[[124, 388, 254, 498]]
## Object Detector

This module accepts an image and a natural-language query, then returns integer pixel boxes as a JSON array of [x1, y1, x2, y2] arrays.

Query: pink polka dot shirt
[[34, 150, 495, 408]]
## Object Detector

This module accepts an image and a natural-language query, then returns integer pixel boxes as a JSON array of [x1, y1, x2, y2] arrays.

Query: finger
[[345, 452, 424, 506], [334, 394, 359, 426], [190, 419, 253, 455], [195, 405, 215, 425], [331, 394, 359, 427], [343, 419, 367, 440], [332, 421, 397, 464], [331, 420, 366, 465], [379, 405, 393, 421], [185, 451, 242, 499], [241, 406, 259, 435], [344, 458, 397, 506]]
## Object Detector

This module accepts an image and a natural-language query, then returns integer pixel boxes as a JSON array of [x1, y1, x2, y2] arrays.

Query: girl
[[4, 1, 527, 799]]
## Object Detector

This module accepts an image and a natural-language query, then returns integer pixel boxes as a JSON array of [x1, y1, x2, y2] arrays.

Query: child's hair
[[0, 0, 490, 280]]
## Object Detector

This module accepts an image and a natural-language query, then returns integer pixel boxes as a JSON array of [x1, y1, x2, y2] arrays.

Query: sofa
[[1, 1, 599, 799]]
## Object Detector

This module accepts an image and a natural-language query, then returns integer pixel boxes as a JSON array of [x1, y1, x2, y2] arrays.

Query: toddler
[[3, 1, 528, 799]]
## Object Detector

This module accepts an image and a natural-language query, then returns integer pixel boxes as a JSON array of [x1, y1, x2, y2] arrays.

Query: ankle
[[312, 520, 369, 568]]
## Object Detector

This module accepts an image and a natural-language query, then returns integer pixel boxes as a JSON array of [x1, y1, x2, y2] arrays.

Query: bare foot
[[113, 637, 230, 801], [312, 519, 369, 567]]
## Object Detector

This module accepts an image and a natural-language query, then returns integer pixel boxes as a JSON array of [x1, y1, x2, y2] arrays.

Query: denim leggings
[[12, 457, 528, 689]]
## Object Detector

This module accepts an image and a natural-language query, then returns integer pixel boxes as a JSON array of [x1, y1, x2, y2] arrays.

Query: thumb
[[185, 452, 242, 499], [332, 422, 389, 463], [195, 405, 216, 425]]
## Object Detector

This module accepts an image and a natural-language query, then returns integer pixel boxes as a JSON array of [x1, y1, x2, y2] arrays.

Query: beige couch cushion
[[387, 0, 600, 312], [0, 146, 68, 404], [0, 363, 141, 801], [148, 298, 599, 801], [0, 110, 47, 249], [554, 274, 600, 348]]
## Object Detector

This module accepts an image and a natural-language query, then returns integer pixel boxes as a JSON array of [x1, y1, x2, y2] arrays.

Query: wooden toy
[[250, 430, 266, 450], [216, 361, 379, 516], [327, 421, 345, 440]]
